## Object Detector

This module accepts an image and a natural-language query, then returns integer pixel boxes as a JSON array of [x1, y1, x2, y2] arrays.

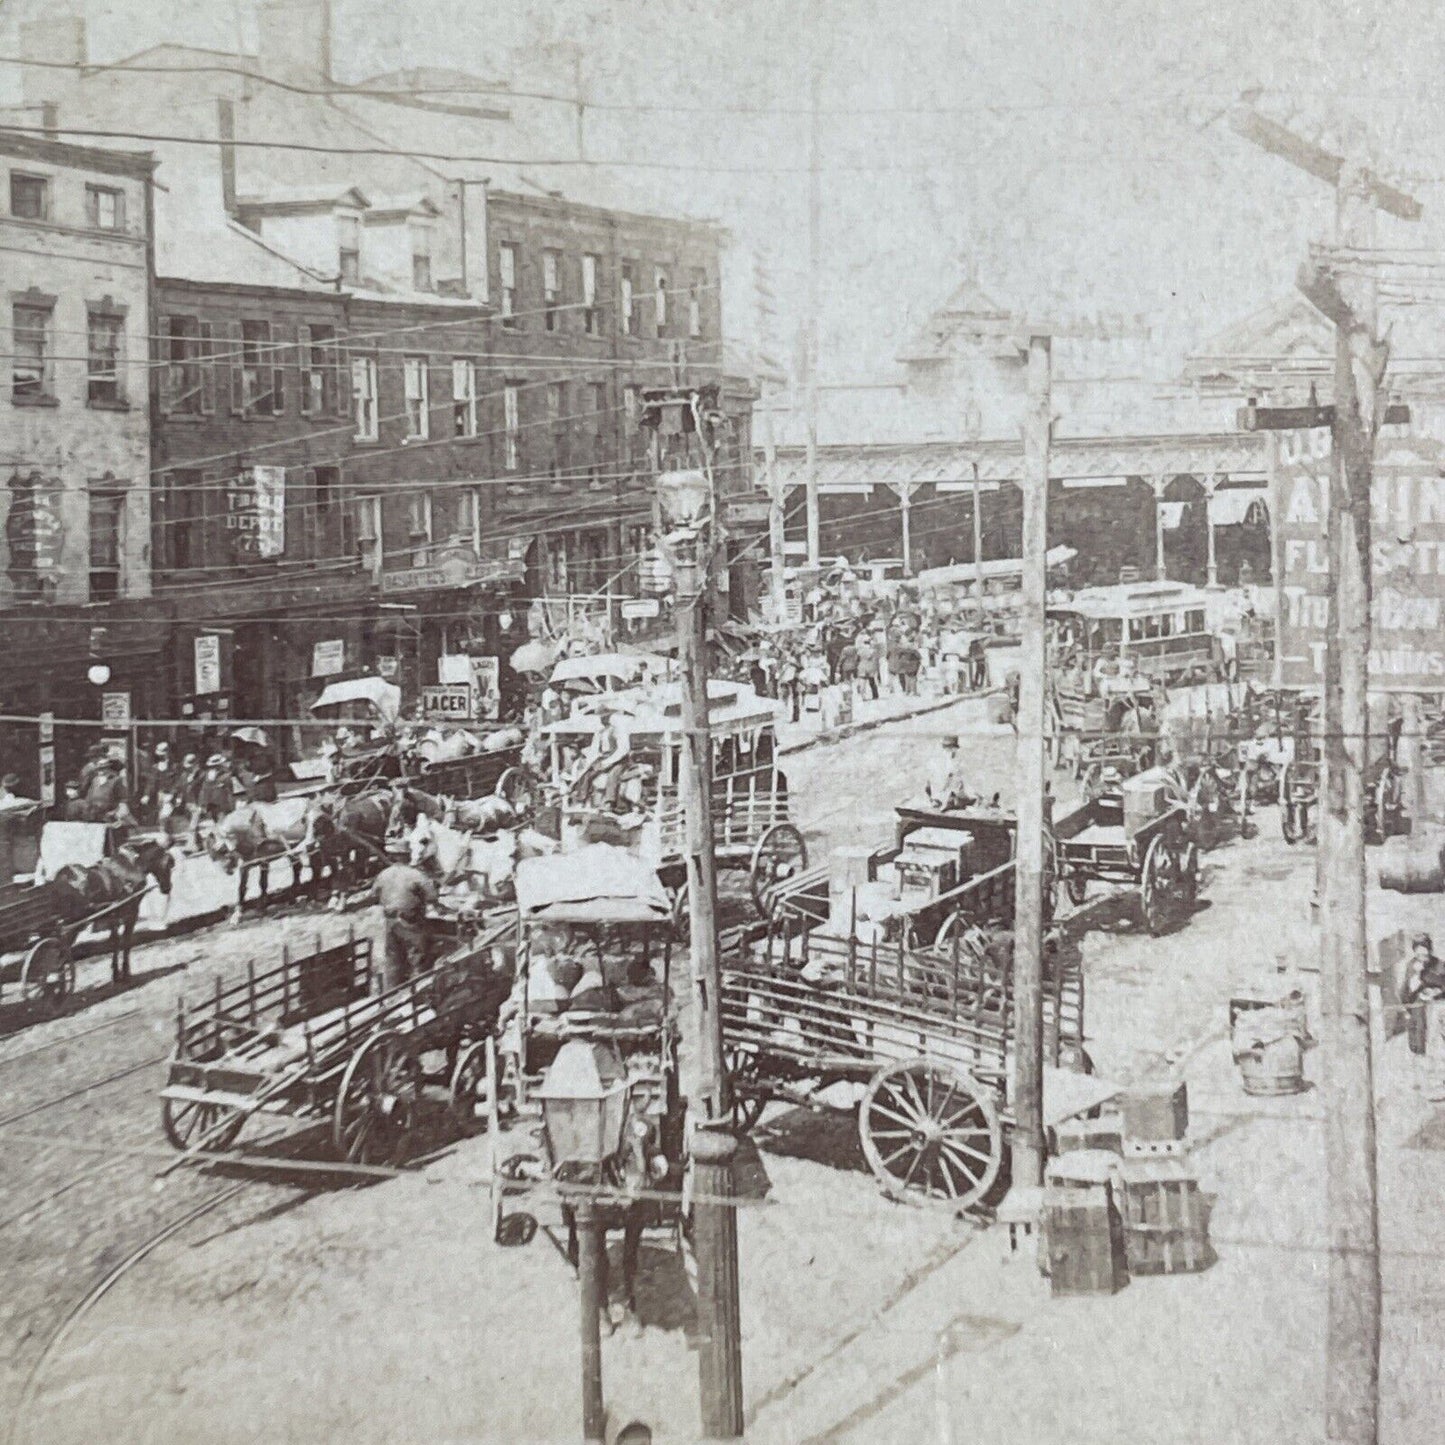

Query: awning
[[310, 676, 402, 721], [515, 844, 672, 924], [1208, 487, 1268, 528]]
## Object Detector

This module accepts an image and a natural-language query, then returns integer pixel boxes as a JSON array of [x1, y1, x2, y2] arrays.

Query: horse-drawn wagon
[[0, 825, 172, 1018], [1053, 771, 1200, 935], [721, 916, 1102, 1211], [158, 913, 514, 1166]]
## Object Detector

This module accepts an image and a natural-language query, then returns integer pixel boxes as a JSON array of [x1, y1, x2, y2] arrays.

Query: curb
[[779, 691, 999, 757]]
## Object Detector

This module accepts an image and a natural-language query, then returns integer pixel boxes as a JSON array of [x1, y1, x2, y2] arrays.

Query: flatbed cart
[[721, 919, 1105, 1212], [1054, 773, 1200, 935], [159, 914, 515, 1166]]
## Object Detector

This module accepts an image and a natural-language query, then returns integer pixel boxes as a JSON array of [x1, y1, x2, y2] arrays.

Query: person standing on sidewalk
[[1402, 933, 1445, 1095], [778, 648, 801, 723], [854, 633, 880, 702]]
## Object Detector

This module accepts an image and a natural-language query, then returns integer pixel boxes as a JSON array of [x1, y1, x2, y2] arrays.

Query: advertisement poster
[[422, 683, 473, 721], [101, 691, 132, 730], [194, 634, 222, 695], [470, 657, 500, 721], [1271, 425, 1445, 690], [312, 639, 345, 677], [227, 465, 286, 560]]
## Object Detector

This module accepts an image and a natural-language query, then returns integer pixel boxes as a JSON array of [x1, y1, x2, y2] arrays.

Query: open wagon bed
[[721, 919, 1097, 1212], [160, 917, 514, 1166]]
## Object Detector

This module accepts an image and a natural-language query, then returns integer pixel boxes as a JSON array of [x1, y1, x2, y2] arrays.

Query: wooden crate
[[1119, 1157, 1214, 1276], [1043, 1183, 1129, 1296], [1120, 1079, 1188, 1142]]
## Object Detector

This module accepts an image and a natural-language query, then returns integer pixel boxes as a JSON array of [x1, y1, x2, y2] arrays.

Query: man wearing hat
[[196, 754, 234, 824], [574, 705, 629, 812], [0, 773, 38, 814], [927, 735, 972, 811], [1401, 933, 1445, 1094], [370, 858, 448, 992]]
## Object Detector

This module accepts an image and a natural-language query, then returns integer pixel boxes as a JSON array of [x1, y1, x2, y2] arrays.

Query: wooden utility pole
[[762, 391, 788, 619], [803, 51, 822, 569], [1232, 106, 1420, 1444], [576, 1196, 606, 1444], [1010, 332, 1051, 1187]]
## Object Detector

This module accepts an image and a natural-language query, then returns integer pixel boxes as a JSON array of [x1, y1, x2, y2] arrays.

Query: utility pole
[[650, 392, 745, 1439], [1232, 106, 1421, 1444], [803, 50, 822, 569], [763, 393, 788, 620], [971, 461, 985, 624], [576, 1195, 606, 1444], [1010, 332, 1051, 1188]]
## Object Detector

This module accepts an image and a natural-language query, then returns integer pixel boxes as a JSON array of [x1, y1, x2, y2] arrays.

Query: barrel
[[1378, 833, 1445, 894], [1235, 1034, 1305, 1096], [985, 693, 1013, 726]]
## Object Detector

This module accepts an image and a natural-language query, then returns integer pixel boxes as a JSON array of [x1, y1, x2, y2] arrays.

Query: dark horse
[[309, 790, 394, 906], [49, 838, 175, 983]]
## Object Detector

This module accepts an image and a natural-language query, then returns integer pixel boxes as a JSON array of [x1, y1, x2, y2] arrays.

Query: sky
[[3, 0, 1444, 383]]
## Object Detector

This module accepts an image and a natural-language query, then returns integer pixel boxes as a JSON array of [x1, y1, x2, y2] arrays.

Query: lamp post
[[536, 1038, 632, 1445]]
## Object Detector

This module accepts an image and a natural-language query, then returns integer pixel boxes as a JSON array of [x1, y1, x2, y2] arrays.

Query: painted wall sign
[[227, 465, 286, 559]]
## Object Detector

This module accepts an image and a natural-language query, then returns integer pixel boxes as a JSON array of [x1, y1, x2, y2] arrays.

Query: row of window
[[12, 300, 126, 406], [7, 169, 128, 232], [496, 242, 706, 340]]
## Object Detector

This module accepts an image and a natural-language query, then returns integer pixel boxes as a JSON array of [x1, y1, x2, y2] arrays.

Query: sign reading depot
[[1272, 421, 1445, 691]]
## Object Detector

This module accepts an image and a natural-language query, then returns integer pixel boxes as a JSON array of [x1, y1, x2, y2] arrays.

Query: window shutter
[[298, 324, 313, 415], [199, 322, 216, 414], [159, 317, 179, 412], [230, 321, 246, 414], [271, 328, 285, 414], [332, 336, 348, 417], [114, 189, 127, 233]]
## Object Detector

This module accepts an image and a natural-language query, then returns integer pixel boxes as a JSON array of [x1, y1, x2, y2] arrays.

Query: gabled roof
[[361, 193, 443, 221], [1186, 293, 1334, 374], [235, 184, 371, 213], [898, 274, 1022, 364]]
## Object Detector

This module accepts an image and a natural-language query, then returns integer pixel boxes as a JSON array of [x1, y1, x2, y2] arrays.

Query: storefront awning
[[310, 676, 401, 721]]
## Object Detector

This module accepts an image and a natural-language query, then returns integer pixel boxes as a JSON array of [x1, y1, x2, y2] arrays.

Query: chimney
[[257, 0, 332, 82], [19, 13, 87, 106], [217, 99, 237, 217]]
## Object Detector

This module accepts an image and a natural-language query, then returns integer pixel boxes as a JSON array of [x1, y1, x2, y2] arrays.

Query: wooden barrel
[[1236, 1035, 1305, 1096], [985, 693, 1013, 726], [1379, 834, 1445, 894]]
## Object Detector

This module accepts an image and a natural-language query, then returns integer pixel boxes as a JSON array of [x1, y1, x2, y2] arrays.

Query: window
[[689, 272, 703, 339], [582, 254, 599, 334], [157, 470, 205, 571], [338, 215, 361, 286], [305, 465, 341, 559], [547, 381, 564, 423], [412, 224, 433, 291], [543, 250, 561, 331], [351, 356, 378, 441], [591, 381, 608, 429], [9, 173, 48, 220], [235, 319, 282, 416], [300, 323, 342, 416], [503, 383, 520, 471], [85, 185, 124, 231], [403, 356, 430, 440], [87, 311, 125, 406], [621, 263, 636, 336], [452, 358, 478, 438], [12, 303, 52, 399], [354, 494, 382, 578], [161, 315, 216, 415], [88, 488, 124, 600], [499, 243, 519, 326], [623, 385, 639, 424], [654, 269, 669, 332], [406, 491, 433, 566]]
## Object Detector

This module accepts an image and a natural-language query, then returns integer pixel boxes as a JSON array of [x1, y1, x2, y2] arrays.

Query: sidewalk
[[777, 681, 1005, 755]]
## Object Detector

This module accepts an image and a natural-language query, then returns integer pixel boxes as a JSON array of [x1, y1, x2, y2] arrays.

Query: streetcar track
[[0, 1054, 167, 1132], [0, 1010, 142, 1069]]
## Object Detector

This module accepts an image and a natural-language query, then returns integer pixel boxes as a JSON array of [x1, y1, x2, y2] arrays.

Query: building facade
[[0, 130, 160, 791]]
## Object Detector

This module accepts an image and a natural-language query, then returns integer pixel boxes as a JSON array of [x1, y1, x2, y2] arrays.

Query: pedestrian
[[371, 859, 442, 993], [854, 633, 880, 702], [0, 773, 38, 813], [800, 649, 829, 719], [1402, 934, 1445, 1086], [777, 648, 801, 723], [61, 781, 89, 821], [837, 635, 859, 689], [892, 637, 921, 697]]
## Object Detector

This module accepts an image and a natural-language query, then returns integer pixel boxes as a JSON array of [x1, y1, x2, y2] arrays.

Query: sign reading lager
[[422, 683, 472, 720], [1272, 422, 1445, 690]]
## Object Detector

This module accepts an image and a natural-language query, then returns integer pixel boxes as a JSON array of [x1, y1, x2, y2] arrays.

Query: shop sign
[[422, 683, 473, 720], [470, 657, 500, 721], [620, 597, 661, 621], [5, 470, 65, 596], [227, 465, 286, 560], [1272, 424, 1445, 690], [312, 639, 346, 677], [194, 634, 222, 695], [101, 691, 131, 729]]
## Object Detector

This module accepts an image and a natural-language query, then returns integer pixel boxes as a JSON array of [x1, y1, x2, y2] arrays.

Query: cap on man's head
[[942, 735, 959, 749], [1413, 932, 1434, 951], [183, 752, 199, 764], [206, 753, 227, 767], [1, 773, 19, 790], [154, 741, 170, 754]]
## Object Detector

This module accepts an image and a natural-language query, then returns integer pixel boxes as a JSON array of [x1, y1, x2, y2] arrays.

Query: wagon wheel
[[1279, 764, 1305, 845], [449, 1037, 499, 1137], [933, 909, 967, 951], [161, 1096, 245, 1153], [1140, 833, 1180, 936], [858, 1059, 1002, 1211], [749, 822, 808, 917], [1180, 838, 1201, 909], [725, 1046, 767, 1135], [19, 937, 74, 1019], [495, 766, 538, 815], [334, 1029, 421, 1166]]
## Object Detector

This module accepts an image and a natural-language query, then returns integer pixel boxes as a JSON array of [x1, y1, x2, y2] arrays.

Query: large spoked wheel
[[1140, 833, 1181, 936], [725, 1046, 767, 1135], [449, 1036, 500, 1137], [495, 766, 538, 815], [749, 822, 808, 917], [334, 1030, 420, 1166], [933, 909, 968, 952], [161, 1096, 245, 1153], [858, 1059, 1003, 1211], [19, 937, 74, 1019]]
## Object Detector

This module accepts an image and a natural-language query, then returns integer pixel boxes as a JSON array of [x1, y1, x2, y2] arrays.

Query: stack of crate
[[1049, 1081, 1214, 1281]]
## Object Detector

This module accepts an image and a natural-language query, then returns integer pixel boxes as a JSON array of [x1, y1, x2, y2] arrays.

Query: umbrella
[[231, 726, 270, 748], [510, 640, 557, 674]]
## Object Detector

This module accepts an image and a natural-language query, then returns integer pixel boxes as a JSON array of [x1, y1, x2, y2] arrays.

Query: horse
[[49, 838, 175, 983], [201, 797, 327, 920], [310, 790, 394, 906]]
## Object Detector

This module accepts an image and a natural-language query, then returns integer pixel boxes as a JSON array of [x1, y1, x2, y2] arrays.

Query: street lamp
[[535, 1039, 630, 1445], [87, 663, 111, 687]]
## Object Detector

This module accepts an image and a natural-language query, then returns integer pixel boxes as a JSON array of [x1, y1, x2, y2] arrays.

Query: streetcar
[[1048, 581, 1217, 688]]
